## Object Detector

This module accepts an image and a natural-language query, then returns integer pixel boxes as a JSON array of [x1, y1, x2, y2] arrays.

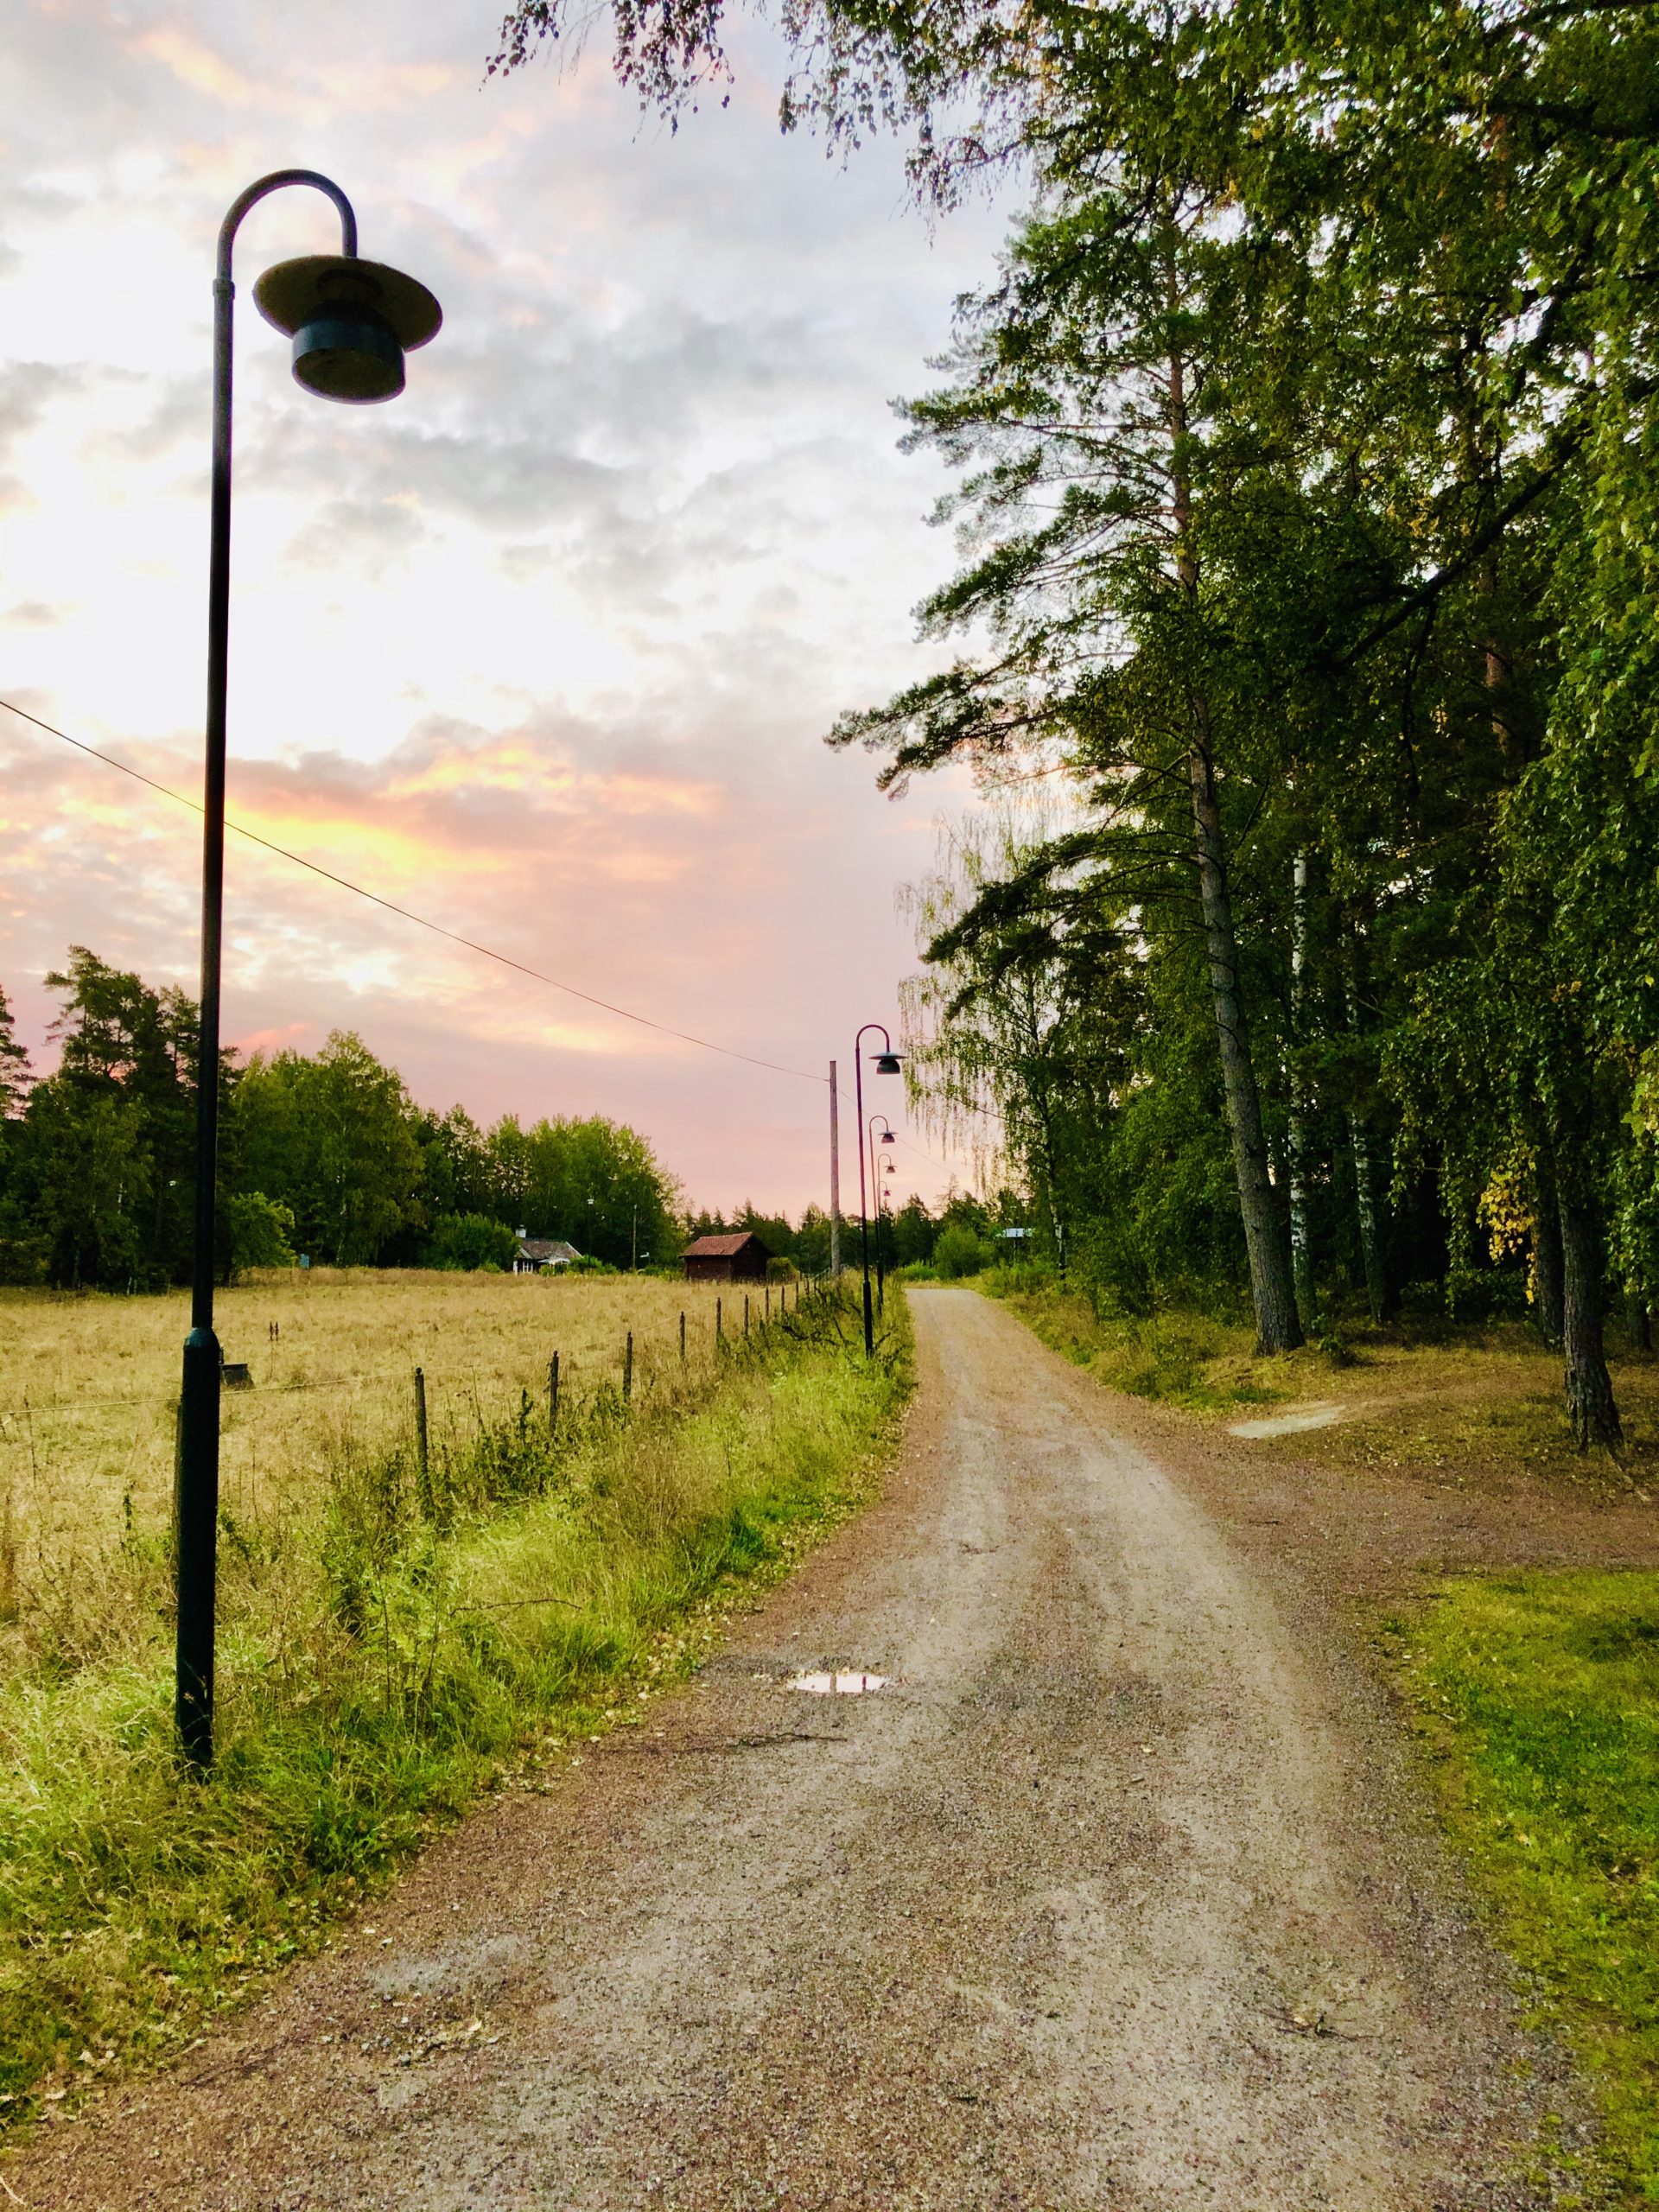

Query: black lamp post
[[175, 171, 441, 1772], [853, 1025, 901, 1355], [868, 1117, 894, 1313]]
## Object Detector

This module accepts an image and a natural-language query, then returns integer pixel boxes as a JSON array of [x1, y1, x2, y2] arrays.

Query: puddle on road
[[1227, 1401, 1346, 1440], [788, 1670, 887, 1695]]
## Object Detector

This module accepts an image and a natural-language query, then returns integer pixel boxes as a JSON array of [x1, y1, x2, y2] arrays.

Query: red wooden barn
[[681, 1230, 772, 1283]]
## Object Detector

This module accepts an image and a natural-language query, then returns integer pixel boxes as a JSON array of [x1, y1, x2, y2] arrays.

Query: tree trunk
[[1531, 1151, 1566, 1351], [1340, 918, 1391, 1321], [1625, 1294, 1652, 1355], [1189, 739, 1304, 1351], [1350, 1122, 1390, 1322], [1559, 1186, 1622, 1452], [1169, 335, 1302, 1354], [1287, 852, 1314, 1325]]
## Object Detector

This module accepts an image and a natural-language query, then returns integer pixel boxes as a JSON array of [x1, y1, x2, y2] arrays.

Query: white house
[[513, 1234, 582, 1275]]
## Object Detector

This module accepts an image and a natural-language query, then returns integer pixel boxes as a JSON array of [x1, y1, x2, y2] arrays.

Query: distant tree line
[[0, 950, 682, 1287]]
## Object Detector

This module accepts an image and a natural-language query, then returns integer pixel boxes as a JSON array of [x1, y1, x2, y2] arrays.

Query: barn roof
[[682, 1231, 772, 1258]]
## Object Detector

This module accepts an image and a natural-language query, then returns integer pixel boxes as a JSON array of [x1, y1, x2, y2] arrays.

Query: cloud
[[0, 0, 1010, 1211], [284, 493, 429, 577], [0, 361, 83, 461]]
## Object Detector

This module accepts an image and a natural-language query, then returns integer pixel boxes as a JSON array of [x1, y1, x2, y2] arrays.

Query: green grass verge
[[0, 1288, 910, 2133], [977, 1267, 1279, 1411], [1387, 1573, 1659, 2206]]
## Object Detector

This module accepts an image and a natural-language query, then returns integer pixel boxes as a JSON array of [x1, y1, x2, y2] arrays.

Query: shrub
[[225, 1191, 296, 1276], [425, 1212, 519, 1272], [933, 1222, 995, 1279]]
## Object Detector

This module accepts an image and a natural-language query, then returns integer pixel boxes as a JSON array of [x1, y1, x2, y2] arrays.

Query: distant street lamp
[[175, 171, 441, 1773], [868, 1117, 895, 1313], [853, 1025, 902, 1355]]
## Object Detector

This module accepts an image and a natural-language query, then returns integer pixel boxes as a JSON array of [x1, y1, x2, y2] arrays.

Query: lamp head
[[879, 1127, 895, 1144], [252, 254, 442, 405], [874, 1051, 902, 1077]]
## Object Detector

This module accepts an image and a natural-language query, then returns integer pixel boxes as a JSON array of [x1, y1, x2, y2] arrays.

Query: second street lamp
[[868, 1117, 895, 1313], [878, 1160, 896, 1313], [853, 1024, 902, 1356], [175, 171, 441, 1773]]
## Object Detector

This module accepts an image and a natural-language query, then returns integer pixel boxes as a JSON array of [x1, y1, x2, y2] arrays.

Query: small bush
[[424, 1213, 519, 1272], [933, 1223, 996, 1279], [225, 1192, 296, 1277]]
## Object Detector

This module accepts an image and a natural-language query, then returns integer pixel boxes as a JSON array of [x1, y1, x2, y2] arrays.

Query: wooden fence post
[[414, 1366, 429, 1493], [549, 1352, 560, 1430], [679, 1310, 686, 1363], [744, 1294, 750, 1338], [716, 1297, 723, 1343], [624, 1332, 633, 1402]]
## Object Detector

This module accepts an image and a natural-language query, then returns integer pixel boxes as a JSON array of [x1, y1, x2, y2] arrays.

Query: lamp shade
[[874, 1052, 902, 1076], [252, 255, 441, 407]]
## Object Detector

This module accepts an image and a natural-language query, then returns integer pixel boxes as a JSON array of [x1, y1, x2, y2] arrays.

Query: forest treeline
[[0, 950, 992, 1287], [493, 0, 1659, 1448], [0, 950, 683, 1285]]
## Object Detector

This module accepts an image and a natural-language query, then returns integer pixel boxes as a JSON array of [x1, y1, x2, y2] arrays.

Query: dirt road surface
[[10, 1288, 1572, 2210]]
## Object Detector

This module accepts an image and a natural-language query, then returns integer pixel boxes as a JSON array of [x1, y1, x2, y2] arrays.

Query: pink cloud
[[0, 704, 975, 1212]]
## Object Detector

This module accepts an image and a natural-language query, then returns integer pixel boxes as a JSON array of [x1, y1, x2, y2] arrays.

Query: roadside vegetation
[[979, 1265, 1659, 1493], [1389, 1575, 1659, 2205], [0, 1274, 908, 2135]]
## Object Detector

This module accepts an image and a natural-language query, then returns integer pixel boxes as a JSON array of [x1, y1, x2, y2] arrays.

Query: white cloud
[[0, 0, 1007, 1211]]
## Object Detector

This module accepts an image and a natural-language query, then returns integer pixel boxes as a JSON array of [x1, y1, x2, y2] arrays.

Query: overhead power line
[[2, 695, 823, 1085], [3, 692, 963, 1181]]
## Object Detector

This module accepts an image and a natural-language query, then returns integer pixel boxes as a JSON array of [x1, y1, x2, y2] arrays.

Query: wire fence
[[0, 1280, 816, 1423]]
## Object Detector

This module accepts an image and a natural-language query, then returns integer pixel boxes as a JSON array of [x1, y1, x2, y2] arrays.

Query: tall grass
[[0, 1280, 906, 2130]]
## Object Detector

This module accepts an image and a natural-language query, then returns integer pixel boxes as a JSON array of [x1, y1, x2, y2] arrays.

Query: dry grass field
[[0, 1268, 892, 2125], [0, 1268, 785, 1606]]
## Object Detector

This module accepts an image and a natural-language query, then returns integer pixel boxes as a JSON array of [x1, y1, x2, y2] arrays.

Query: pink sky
[[0, 1, 1012, 1214]]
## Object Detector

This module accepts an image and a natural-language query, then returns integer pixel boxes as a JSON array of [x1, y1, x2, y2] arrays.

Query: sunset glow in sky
[[0, 0, 1014, 1215]]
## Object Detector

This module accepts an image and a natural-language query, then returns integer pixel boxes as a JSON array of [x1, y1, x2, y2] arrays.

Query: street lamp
[[868, 1117, 895, 1314], [853, 1024, 902, 1355], [175, 171, 441, 1772]]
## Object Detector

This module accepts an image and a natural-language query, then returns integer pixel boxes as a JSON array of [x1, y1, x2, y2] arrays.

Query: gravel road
[[10, 1287, 1569, 2210]]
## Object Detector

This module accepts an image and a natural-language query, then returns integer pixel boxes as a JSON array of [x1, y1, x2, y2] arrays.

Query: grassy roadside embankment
[[1389, 1577, 1659, 2208], [0, 1281, 910, 2135], [979, 1264, 1659, 1491], [980, 1268, 1659, 2206]]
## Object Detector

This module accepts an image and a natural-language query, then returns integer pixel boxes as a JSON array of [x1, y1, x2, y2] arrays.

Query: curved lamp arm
[[217, 168, 356, 285]]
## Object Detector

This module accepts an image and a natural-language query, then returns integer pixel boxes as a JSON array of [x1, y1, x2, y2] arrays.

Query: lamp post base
[[175, 1325, 222, 1771]]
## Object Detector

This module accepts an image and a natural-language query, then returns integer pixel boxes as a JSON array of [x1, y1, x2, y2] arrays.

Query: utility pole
[[828, 1058, 842, 1278]]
